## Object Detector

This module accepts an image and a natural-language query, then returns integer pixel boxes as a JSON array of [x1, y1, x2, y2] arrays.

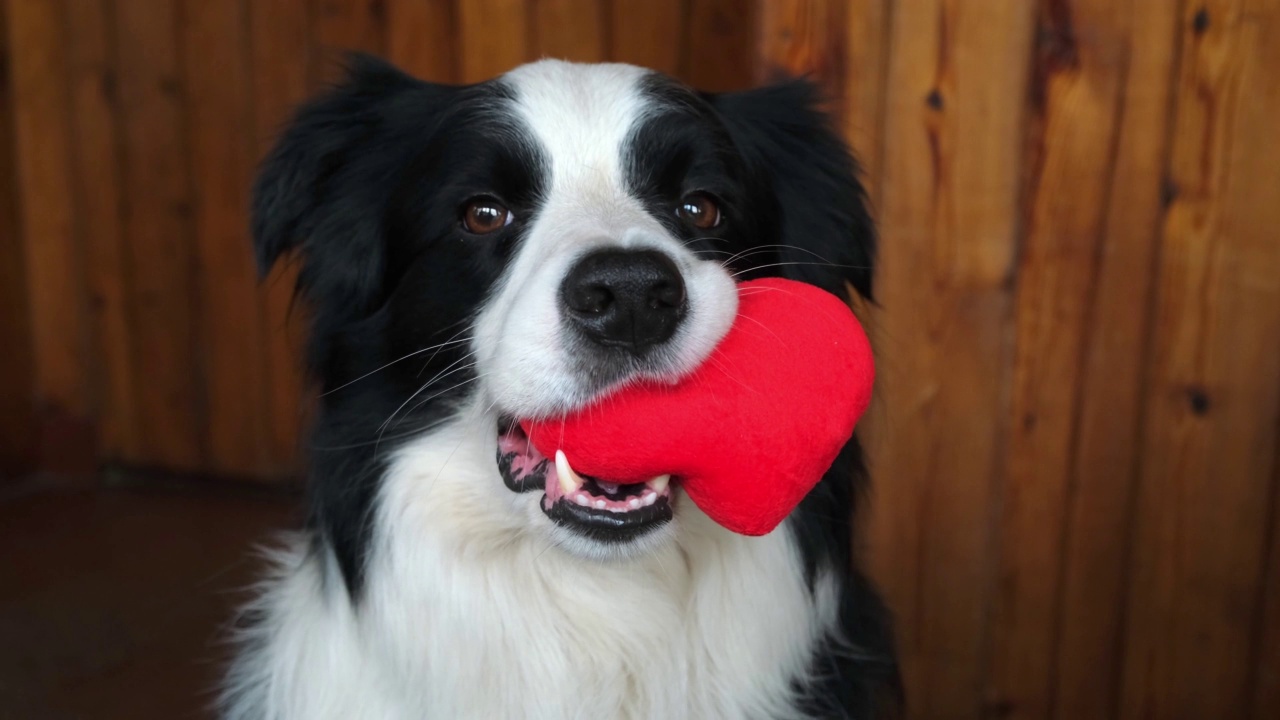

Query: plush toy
[[522, 277, 875, 536]]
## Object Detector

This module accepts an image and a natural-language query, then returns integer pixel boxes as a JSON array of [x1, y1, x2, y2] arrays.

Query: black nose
[[560, 249, 686, 354]]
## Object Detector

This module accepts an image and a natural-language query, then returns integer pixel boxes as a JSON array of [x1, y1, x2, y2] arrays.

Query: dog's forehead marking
[[503, 60, 653, 198]]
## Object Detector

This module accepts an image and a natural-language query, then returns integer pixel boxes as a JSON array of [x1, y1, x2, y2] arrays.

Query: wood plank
[[754, 0, 845, 88], [0, 0, 37, 478], [312, 0, 386, 85], [684, 0, 754, 91], [386, 0, 457, 82], [1253, 438, 1280, 719], [861, 2, 1036, 718], [1120, 0, 1280, 718], [457, 0, 529, 83], [113, 0, 204, 470], [249, 0, 312, 478], [4, 0, 93, 450], [839, 0, 892, 207], [1048, 3, 1182, 718], [986, 2, 1180, 718], [64, 0, 139, 464], [182, 0, 271, 478], [609, 0, 684, 76], [532, 0, 606, 63]]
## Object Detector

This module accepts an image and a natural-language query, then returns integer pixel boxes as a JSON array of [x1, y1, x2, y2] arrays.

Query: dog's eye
[[676, 193, 721, 229], [461, 197, 513, 234]]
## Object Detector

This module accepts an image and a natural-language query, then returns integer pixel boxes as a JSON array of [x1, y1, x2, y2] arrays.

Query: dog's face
[[254, 58, 873, 581]]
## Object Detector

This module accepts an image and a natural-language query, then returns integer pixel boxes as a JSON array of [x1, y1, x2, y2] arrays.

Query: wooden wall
[[3, 1, 1279, 719], [0, 0, 757, 481]]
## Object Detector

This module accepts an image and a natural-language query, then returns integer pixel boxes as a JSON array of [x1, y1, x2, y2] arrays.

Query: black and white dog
[[222, 56, 900, 719]]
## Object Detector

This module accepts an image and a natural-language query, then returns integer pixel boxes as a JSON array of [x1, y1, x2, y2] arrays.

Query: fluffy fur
[[223, 56, 900, 719]]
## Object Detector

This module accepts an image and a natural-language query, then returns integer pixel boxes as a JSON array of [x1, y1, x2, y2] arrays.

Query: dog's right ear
[[252, 54, 419, 316]]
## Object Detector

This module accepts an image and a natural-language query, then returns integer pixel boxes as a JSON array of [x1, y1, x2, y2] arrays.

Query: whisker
[[319, 323, 473, 397], [725, 243, 845, 267], [415, 324, 477, 378], [375, 357, 479, 445], [731, 260, 870, 278], [403, 370, 494, 420]]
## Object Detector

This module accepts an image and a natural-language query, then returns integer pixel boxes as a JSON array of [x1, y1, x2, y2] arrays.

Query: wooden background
[[2, 1, 1278, 719]]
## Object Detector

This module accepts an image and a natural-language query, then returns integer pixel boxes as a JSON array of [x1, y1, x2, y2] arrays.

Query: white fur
[[222, 405, 834, 719]]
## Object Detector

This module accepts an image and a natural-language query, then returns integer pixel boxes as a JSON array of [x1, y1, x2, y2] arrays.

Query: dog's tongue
[[521, 278, 874, 536]]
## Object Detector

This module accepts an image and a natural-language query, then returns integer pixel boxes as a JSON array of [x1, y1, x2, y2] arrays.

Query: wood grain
[[457, 0, 529, 83], [4, 0, 91, 437], [754, 0, 845, 88], [864, 3, 1036, 719], [64, 0, 138, 464], [312, 0, 386, 85], [1254, 437, 1280, 719], [533, 0, 606, 62], [986, 2, 1181, 718], [609, 0, 684, 75], [0, 0, 37, 478], [1048, 2, 1182, 718], [839, 0, 892, 206], [113, 0, 204, 470], [684, 0, 755, 91], [1120, 1, 1280, 718], [182, 0, 271, 478], [386, 0, 457, 82]]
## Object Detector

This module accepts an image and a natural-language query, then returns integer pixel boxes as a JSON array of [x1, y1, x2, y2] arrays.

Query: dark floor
[[0, 475, 295, 719]]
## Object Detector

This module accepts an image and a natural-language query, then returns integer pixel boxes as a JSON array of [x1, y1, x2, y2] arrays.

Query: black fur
[[254, 57, 548, 593]]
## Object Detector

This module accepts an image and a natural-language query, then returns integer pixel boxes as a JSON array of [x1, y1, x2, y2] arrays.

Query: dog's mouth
[[496, 418, 674, 542]]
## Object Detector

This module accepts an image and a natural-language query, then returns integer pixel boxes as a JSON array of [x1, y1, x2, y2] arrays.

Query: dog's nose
[[560, 249, 686, 354]]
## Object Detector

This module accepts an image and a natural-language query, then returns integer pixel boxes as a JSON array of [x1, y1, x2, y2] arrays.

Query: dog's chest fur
[[225, 422, 832, 720]]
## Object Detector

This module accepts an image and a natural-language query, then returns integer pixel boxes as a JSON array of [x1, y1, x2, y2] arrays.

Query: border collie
[[222, 56, 900, 719]]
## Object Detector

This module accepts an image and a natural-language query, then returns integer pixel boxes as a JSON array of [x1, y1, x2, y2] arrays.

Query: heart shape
[[522, 277, 874, 536]]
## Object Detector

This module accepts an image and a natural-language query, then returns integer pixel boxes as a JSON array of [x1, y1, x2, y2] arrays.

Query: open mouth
[[497, 418, 674, 542]]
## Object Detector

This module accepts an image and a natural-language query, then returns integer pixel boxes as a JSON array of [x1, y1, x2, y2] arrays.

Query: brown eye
[[461, 197, 512, 234], [677, 193, 721, 229]]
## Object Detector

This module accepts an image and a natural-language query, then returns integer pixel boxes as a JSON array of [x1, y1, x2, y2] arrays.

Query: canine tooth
[[647, 474, 671, 493], [574, 493, 591, 507], [555, 450, 583, 496]]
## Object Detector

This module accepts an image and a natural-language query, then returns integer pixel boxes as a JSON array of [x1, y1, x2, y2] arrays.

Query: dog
[[221, 55, 900, 719]]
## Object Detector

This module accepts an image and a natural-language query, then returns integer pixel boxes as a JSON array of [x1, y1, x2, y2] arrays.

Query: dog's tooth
[[555, 450, 583, 496], [574, 493, 591, 507], [647, 474, 670, 494], [642, 492, 657, 507], [628, 498, 641, 510], [593, 499, 607, 510]]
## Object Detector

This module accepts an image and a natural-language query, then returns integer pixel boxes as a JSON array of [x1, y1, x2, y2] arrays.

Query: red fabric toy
[[522, 277, 875, 536]]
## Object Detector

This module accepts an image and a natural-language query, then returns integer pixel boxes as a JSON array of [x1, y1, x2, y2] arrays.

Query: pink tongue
[[500, 432, 546, 476]]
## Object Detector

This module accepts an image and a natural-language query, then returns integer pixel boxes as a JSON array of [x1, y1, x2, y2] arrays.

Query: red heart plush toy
[[522, 277, 874, 536]]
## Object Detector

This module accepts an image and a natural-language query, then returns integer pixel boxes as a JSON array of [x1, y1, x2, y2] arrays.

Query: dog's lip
[[495, 416, 678, 539], [541, 493, 674, 540]]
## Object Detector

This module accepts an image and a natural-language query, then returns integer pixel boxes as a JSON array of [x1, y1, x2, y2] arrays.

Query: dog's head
[[256, 56, 873, 585]]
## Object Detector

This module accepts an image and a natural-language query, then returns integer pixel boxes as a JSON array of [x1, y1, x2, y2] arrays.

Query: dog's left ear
[[708, 82, 875, 301]]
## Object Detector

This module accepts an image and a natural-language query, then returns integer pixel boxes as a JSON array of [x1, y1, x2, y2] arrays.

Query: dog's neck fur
[[222, 407, 836, 719]]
